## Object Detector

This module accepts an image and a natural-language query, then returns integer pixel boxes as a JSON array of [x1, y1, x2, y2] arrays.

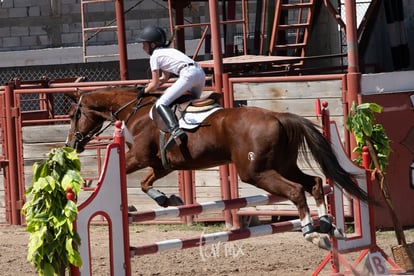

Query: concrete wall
[[0, 0, 341, 58], [0, 0, 256, 53], [0, 0, 180, 52]]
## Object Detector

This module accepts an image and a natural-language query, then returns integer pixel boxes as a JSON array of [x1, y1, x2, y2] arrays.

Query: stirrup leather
[[165, 128, 186, 149]]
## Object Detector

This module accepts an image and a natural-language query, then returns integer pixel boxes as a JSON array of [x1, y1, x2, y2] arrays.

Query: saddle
[[151, 92, 222, 132]]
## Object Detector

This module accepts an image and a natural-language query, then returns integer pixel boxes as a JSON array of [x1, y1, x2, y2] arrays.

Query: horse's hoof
[[319, 215, 333, 233], [146, 189, 169, 207], [304, 232, 331, 251], [155, 196, 169, 207], [167, 194, 184, 206], [318, 235, 331, 251], [331, 227, 346, 240]]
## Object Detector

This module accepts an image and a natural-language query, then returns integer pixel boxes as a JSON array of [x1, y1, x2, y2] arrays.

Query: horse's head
[[65, 95, 106, 153], [65, 86, 157, 152]]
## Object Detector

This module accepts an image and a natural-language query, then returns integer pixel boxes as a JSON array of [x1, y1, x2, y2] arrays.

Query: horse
[[65, 85, 371, 250]]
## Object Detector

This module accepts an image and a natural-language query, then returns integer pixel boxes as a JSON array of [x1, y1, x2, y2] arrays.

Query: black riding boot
[[157, 104, 186, 148]]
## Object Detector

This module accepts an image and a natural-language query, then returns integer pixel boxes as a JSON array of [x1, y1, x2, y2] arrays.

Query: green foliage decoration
[[345, 102, 392, 171], [22, 147, 83, 275]]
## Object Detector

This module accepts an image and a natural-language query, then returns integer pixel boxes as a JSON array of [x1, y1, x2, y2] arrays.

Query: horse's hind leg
[[305, 176, 331, 232], [294, 172, 346, 241], [243, 170, 331, 249]]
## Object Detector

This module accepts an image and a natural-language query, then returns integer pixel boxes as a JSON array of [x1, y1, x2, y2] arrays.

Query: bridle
[[68, 90, 156, 150], [68, 95, 105, 150]]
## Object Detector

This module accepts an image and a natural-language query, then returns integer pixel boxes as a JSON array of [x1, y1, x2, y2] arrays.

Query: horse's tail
[[278, 112, 370, 203]]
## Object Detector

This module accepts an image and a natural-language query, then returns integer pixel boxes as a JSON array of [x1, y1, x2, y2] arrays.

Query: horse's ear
[[64, 90, 81, 103]]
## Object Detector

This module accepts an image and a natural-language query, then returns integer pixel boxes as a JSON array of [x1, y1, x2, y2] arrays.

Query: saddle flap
[[150, 92, 222, 131]]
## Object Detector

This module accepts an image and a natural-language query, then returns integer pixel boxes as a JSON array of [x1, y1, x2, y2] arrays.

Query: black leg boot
[[156, 104, 186, 148]]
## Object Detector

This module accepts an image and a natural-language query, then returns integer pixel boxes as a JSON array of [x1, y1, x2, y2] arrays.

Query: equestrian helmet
[[137, 26, 166, 46]]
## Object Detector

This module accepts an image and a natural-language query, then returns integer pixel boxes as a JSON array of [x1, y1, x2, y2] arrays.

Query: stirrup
[[165, 128, 186, 149]]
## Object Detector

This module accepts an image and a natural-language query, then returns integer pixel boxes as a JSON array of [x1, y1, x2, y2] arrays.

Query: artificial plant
[[22, 146, 83, 276], [346, 102, 406, 245]]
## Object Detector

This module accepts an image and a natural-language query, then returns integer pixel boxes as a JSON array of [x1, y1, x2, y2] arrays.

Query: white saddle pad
[[179, 107, 222, 129]]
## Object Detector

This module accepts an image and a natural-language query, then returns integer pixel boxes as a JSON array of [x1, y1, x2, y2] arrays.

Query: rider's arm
[[159, 71, 170, 84], [145, 69, 161, 93]]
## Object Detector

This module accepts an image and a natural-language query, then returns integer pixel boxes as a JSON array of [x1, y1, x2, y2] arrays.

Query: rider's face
[[142, 42, 152, 55]]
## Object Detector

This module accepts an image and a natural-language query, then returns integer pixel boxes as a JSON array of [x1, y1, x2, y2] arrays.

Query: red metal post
[[320, 102, 341, 274], [208, 0, 224, 92], [115, 0, 129, 80], [315, 97, 321, 118], [183, 170, 194, 225], [220, 73, 231, 228], [208, 0, 233, 228], [13, 90, 26, 223], [223, 73, 240, 228], [345, 0, 361, 160], [172, 1, 186, 52], [4, 85, 22, 225], [362, 146, 370, 170], [0, 93, 8, 218]]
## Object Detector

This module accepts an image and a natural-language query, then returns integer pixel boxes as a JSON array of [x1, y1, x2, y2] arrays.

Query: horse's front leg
[[124, 148, 184, 208], [311, 177, 346, 240], [140, 168, 184, 207]]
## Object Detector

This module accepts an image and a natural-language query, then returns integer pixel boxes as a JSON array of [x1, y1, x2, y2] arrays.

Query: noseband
[[69, 97, 106, 149]]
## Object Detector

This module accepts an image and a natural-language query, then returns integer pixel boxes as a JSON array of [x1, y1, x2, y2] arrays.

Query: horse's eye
[[69, 105, 82, 120], [69, 110, 78, 119]]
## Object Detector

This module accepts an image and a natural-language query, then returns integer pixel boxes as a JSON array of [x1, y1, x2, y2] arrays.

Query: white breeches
[[156, 65, 206, 107]]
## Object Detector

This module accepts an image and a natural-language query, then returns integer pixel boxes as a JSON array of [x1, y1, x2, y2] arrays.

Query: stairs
[[80, 0, 120, 62], [269, 0, 316, 59]]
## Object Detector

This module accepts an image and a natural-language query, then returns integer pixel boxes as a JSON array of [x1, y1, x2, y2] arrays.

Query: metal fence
[[0, 61, 120, 114]]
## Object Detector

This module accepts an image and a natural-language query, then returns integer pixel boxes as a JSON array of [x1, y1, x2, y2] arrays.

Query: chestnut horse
[[66, 86, 370, 249]]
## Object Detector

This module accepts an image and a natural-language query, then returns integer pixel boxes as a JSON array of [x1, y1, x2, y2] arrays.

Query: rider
[[137, 25, 206, 148]]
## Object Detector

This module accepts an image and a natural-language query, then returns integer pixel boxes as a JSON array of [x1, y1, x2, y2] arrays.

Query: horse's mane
[[81, 85, 137, 95], [81, 85, 161, 99]]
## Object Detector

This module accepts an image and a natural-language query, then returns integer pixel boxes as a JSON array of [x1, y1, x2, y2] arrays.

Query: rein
[[72, 90, 156, 145], [97, 96, 139, 136]]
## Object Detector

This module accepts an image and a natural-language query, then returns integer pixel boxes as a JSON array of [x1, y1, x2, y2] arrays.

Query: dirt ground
[[1, 223, 414, 276]]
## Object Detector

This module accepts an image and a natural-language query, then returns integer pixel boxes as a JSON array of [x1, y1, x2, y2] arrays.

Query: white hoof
[[305, 232, 331, 251], [318, 235, 331, 251], [332, 227, 346, 240]]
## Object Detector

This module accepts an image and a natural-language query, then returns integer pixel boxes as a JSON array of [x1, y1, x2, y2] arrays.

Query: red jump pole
[[131, 218, 305, 256]]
